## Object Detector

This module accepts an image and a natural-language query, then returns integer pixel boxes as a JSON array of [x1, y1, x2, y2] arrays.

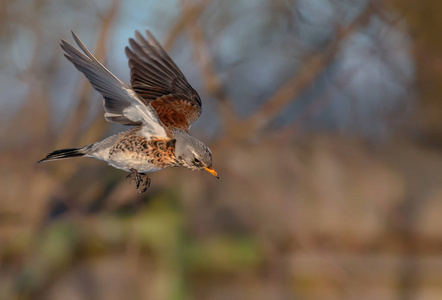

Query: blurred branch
[[277, 68, 359, 139], [59, 0, 121, 147], [389, 0, 442, 142], [12, 0, 49, 141], [231, 2, 375, 139], [163, 1, 206, 50], [181, 0, 239, 131]]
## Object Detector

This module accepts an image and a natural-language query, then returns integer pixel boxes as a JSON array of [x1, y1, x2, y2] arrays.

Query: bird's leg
[[139, 174, 151, 193], [126, 169, 151, 192], [127, 168, 143, 189]]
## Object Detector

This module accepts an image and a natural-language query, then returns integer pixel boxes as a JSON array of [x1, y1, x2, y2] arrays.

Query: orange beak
[[204, 166, 219, 179]]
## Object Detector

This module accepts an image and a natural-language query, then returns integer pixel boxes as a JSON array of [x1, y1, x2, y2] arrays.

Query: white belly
[[88, 147, 165, 173], [107, 156, 163, 173]]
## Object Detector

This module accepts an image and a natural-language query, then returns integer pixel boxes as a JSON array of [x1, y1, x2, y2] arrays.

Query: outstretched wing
[[61, 31, 168, 138], [125, 30, 202, 131]]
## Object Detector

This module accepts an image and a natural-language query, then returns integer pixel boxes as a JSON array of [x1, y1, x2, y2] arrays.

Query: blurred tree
[[390, 0, 442, 143]]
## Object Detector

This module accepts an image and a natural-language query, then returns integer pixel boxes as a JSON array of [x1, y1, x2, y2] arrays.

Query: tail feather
[[38, 147, 85, 163]]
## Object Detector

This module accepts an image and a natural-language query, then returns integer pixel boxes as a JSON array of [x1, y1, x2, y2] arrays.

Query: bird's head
[[175, 134, 218, 178]]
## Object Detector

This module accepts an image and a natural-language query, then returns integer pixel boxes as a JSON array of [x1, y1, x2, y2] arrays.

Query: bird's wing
[[125, 30, 202, 132], [61, 31, 168, 138]]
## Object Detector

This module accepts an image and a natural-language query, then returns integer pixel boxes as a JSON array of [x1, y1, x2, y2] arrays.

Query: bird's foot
[[127, 168, 143, 189], [127, 169, 151, 193], [139, 175, 151, 193]]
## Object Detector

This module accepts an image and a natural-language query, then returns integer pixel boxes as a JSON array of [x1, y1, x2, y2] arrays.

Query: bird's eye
[[194, 158, 200, 163]]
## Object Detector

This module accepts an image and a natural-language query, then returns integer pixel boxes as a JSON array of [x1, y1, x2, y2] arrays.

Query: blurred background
[[1, 0, 442, 299]]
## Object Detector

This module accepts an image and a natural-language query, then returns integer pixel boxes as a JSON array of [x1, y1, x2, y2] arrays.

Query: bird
[[38, 30, 218, 193]]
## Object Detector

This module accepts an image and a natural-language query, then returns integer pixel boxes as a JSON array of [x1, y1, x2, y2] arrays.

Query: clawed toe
[[127, 168, 151, 193], [139, 176, 151, 193]]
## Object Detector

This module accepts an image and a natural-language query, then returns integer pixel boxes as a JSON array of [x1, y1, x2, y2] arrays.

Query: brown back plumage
[[125, 31, 202, 132]]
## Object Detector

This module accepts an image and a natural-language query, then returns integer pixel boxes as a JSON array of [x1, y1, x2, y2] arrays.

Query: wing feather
[[126, 30, 202, 131], [61, 31, 168, 138]]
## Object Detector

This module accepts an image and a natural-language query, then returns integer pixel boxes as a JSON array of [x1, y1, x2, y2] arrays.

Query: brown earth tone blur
[[1, 1, 442, 299]]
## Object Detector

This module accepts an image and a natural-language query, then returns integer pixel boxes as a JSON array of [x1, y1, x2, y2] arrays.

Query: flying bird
[[39, 30, 218, 192]]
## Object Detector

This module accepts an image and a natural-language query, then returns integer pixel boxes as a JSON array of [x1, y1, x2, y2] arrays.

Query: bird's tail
[[38, 146, 90, 163]]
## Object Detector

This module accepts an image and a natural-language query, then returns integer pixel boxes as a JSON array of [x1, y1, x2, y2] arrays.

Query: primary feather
[[125, 30, 202, 131], [61, 31, 168, 138]]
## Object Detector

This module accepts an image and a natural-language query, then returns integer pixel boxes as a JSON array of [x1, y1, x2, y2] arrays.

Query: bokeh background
[[1, 0, 442, 299]]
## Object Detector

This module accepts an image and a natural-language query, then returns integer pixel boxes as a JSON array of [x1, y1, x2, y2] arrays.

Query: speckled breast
[[108, 135, 180, 173]]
